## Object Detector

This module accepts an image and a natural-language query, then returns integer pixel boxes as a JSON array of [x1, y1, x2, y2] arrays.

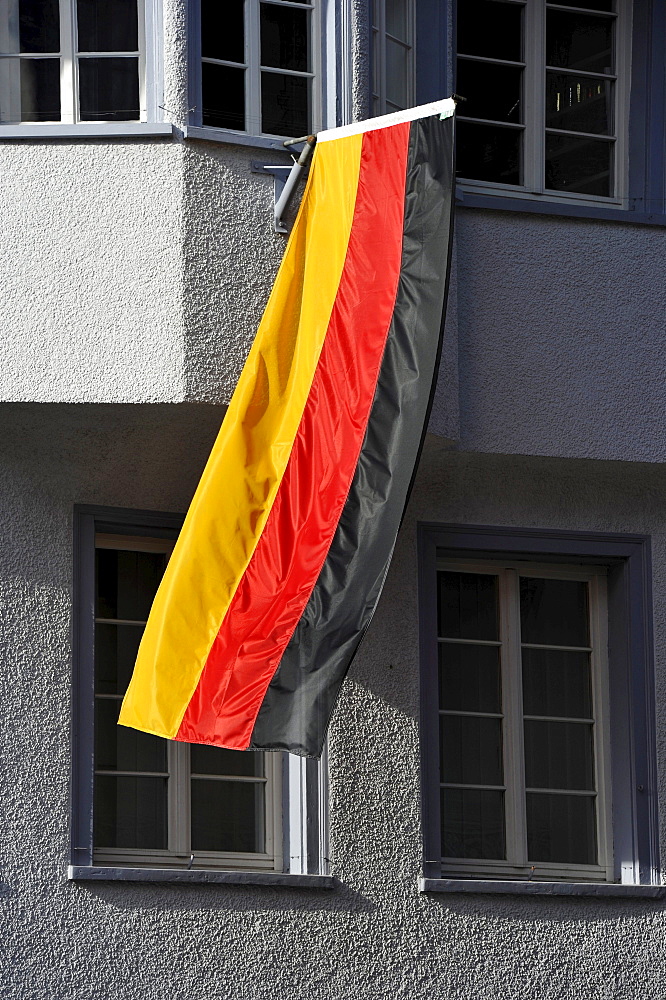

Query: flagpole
[[274, 134, 317, 233]]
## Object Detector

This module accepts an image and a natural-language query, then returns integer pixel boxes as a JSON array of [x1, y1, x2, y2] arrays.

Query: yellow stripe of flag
[[119, 132, 364, 739]]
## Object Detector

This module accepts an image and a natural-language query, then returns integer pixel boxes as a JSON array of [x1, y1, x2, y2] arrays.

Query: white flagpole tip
[[316, 97, 457, 143]]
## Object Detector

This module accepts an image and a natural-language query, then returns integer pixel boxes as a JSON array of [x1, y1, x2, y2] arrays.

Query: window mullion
[[523, 0, 544, 192], [589, 573, 614, 880], [137, 0, 147, 120], [501, 568, 528, 867], [246, 0, 261, 136], [168, 741, 191, 856], [613, 0, 631, 207], [377, 1, 386, 116], [59, 0, 75, 124]]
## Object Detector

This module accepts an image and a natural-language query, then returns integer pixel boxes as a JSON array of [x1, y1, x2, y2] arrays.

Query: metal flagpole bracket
[[251, 134, 316, 233]]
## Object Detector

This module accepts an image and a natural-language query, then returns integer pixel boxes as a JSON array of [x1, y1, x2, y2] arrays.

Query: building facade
[[2, 1, 666, 996]]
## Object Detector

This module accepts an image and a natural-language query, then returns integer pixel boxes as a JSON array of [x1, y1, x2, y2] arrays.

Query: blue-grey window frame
[[70, 503, 333, 888], [413, 0, 666, 226], [418, 523, 659, 887], [70, 504, 184, 871]]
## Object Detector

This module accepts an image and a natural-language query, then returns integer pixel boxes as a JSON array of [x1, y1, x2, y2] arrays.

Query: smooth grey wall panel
[[453, 209, 666, 463]]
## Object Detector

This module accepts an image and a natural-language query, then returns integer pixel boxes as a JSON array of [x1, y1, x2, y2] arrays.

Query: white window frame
[[371, 0, 415, 116], [189, 0, 323, 142], [438, 558, 614, 883], [456, 0, 633, 209], [0, 0, 166, 136], [70, 507, 328, 883]]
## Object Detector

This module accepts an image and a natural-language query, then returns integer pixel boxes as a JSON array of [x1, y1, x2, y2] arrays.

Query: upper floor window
[[0, 0, 152, 125], [371, 0, 414, 115], [456, 0, 629, 204], [194, 0, 317, 138]]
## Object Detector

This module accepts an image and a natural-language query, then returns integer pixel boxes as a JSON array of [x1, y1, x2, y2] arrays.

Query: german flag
[[119, 99, 455, 757]]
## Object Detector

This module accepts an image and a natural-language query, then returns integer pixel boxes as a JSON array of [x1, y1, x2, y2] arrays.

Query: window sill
[[68, 865, 336, 889], [183, 125, 292, 152], [420, 878, 666, 898], [456, 188, 666, 228], [0, 123, 175, 140]]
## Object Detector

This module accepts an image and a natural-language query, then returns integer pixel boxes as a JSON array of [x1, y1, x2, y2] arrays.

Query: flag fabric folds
[[119, 99, 455, 757]]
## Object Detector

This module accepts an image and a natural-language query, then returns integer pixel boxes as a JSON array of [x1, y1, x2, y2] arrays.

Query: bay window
[[0, 0, 160, 125]]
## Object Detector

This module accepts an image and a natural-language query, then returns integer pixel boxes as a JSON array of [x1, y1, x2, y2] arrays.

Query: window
[[93, 533, 282, 870], [192, 0, 318, 139], [71, 506, 327, 881], [455, 0, 629, 205], [438, 560, 611, 881], [0, 0, 159, 125], [419, 524, 659, 888], [371, 0, 415, 115]]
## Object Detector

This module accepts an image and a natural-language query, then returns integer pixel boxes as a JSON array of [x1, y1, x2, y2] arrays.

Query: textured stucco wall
[[0, 140, 185, 402], [3, 408, 666, 999], [181, 141, 292, 404]]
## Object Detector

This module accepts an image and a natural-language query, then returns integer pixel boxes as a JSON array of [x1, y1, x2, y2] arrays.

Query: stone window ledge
[[69, 865, 336, 889], [420, 878, 666, 898]]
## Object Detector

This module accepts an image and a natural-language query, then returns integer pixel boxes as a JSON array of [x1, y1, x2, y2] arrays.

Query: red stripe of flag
[[176, 122, 411, 748]]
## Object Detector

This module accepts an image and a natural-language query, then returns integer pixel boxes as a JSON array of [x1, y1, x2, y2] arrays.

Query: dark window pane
[[386, 0, 410, 41], [96, 549, 166, 620], [19, 0, 59, 52], [95, 775, 167, 849], [190, 745, 265, 777], [201, 0, 244, 63], [527, 792, 597, 864], [437, 571, 499, 641], [79, 56, 139, 120], [95, 623, 144, 695], [524, 720, 595, 791], [95, 698, 167, 772], [385, 37, 410, 109], [546, 132, 612, 196], [522, 648, 592, 719], [520, 577, 589, 646], [191, 779, 265, 853], [546, 72, 612, 134], [261, 71, 308, 136], [18, 57, 59, 120], [546, 10, 614, 74], [260, 3, 308, 72], [457, 0, 522, 61], [441, 788, 505, 859], [202, 62, 245, 129], [77, 0, 138, 52], [457, 59, 522, 124], [441, 716, 503, 786], [456, 120, 521, 185], [439, 643, 501, 714], [561, 0, 613, 8]]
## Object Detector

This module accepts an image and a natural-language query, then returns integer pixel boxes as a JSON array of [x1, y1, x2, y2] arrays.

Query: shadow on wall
[[70, 879, 376, 917]]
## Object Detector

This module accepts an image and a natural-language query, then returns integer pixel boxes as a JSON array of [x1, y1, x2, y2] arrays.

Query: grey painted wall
[[449, 208, 666, 463], [2, 408, 666, 999]]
